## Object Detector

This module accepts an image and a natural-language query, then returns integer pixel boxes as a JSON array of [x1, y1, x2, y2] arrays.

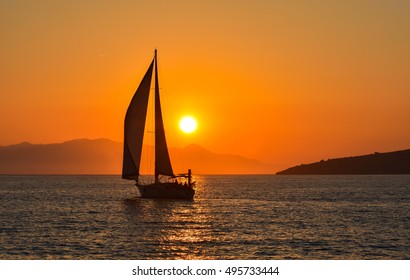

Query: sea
[[0, 175, 409, 260]]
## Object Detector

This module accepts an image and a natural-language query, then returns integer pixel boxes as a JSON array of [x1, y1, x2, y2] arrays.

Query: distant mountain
[[0, 139, 122, 174], [276, 149, 410, 175], [0, 139, 274, 174], [178, 144, 274, 174]]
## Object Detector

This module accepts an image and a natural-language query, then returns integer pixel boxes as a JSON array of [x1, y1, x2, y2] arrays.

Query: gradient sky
[[1, 0, 409, 168]]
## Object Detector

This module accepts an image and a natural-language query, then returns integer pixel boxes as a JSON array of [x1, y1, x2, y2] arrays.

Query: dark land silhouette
[[0, 139, 275, 174], [276, 149, 410, 175]]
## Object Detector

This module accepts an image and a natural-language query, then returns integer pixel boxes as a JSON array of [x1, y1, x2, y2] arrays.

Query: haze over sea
[[1, 175, 409, 259]]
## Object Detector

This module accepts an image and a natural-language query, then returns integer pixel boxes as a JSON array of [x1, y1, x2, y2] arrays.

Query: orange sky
[[1, 0, 409, 169]]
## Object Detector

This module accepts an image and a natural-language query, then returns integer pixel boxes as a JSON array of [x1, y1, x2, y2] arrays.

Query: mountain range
[[2, 139, 409, 175], [0, 139, 275, 174]]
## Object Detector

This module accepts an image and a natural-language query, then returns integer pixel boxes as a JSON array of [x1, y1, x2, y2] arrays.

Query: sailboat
[[122, 50, 195, 200]]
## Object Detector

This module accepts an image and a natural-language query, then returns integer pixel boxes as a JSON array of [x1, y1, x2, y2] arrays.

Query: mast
[[154, 50, 174, 183]]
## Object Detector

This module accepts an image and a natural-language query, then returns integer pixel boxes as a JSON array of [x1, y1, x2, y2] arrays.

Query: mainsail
[[122, 51, 174, 181]]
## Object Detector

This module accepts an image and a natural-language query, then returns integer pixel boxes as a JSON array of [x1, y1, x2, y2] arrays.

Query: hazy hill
[[276, 149, 410, 175], [177, 144, 274, 174], [0, 139, 121, 174], [0, 139, 274, 174]]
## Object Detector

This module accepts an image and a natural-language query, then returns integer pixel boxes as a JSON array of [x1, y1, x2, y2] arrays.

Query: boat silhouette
[[122, 50, 195, 199]]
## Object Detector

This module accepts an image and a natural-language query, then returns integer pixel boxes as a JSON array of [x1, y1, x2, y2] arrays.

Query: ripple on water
[[1, 175, 409, 259]]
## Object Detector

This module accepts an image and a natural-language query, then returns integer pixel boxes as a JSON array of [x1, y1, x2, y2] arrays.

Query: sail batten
[[122, 60, 154, 179]]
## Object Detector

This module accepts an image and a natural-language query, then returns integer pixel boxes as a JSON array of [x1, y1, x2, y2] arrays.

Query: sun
[[179, 116, 197, 134]]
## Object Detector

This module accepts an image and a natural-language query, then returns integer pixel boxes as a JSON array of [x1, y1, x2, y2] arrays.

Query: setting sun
[[179, 116, 197, 134]]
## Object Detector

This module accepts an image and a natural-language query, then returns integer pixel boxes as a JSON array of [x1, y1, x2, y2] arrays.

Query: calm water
[[0, 175, 409, 259]]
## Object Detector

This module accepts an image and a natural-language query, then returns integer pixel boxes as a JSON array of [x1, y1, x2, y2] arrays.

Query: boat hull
[[137, 183, 195, 200]]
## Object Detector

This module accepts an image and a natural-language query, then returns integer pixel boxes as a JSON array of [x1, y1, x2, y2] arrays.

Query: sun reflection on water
[[3, 175, 408, 259], [122, 176, 225, 259]]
